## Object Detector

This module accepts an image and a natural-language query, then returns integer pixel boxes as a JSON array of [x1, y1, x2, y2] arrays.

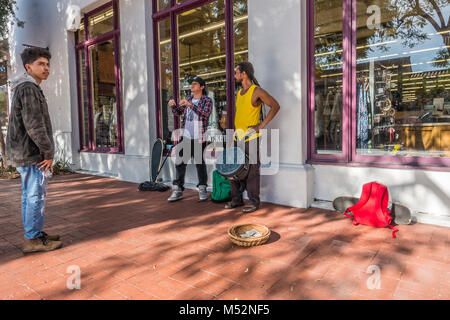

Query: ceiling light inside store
[[90, 9, 113, 25], [179, 50, 248, 67], [159, 15, 248, 45]]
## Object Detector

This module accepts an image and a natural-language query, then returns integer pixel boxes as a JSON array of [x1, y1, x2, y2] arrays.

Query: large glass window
[[309, 0, 450, 167], [313, 0, 344, 155], [154, 0, 249, 146], [75, 1, 122, 152], [355, 0, 450, 158], [89, 6, 114, 39], [90, 40, 119, 149], [178, 1, 227, 133]]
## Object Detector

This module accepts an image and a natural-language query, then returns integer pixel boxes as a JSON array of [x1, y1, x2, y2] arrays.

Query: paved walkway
[[0, 174, 449, 300]]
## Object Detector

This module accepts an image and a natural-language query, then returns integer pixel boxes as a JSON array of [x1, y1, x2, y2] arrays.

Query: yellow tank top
[[234, 84, 261, 141]]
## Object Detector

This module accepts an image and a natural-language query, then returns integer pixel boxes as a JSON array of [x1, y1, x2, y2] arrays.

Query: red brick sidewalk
[[0, 174, 449, 300]]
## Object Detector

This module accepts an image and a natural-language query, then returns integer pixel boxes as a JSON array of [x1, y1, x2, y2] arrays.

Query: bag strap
[[344, 209, 359, 225], [388, 225, 399, 238]]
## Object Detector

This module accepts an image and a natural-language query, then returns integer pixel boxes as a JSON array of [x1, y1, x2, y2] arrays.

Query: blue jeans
[[16, 165, 51, 239]]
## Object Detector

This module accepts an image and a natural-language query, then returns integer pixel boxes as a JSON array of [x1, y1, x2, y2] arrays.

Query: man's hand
[[248, 124, 262, 133], [168, 99, 176, 107], [180, 99, 192, 108], [37, 159, 53, 173]]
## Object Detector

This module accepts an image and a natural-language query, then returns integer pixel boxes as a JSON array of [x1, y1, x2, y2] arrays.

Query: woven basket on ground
[[228, 223, 271, 247]]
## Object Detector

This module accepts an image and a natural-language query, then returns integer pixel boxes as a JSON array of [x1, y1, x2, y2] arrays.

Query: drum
[[216, 147, 250, 181]]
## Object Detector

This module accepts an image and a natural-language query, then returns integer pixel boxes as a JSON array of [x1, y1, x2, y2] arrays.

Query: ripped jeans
[[16, 165, 51, 239]]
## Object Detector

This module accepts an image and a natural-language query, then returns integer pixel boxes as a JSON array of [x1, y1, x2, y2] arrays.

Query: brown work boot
[[41, 231, 60, 241], [23, 236, 63, 253]]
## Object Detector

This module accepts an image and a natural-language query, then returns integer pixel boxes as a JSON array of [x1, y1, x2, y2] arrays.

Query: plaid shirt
[[171, 95, 212, 142]]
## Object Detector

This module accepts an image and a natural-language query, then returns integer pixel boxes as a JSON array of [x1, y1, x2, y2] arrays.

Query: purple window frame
[[75, 0, 124, 154], [152, 0, 237, 144], [307, 0, 450, 171]]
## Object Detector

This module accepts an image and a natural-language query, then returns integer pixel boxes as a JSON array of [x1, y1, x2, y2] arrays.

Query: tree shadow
[[0, 173, 448, 300]]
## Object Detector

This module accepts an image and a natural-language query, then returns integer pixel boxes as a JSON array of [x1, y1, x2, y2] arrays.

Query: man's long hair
[[236, 61, 266, 121], [236, 61, 260, 87]]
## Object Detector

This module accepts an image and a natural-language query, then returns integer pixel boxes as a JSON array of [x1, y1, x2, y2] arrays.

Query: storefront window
[[309, 0, 450, 167], [154, 0, 249, 145], [76, 1, 122, 152], [313, 0, 344, 155], [178, 1, 228, 134], [89, 7, 114, 39], [90, 40, 119, 149], [355, 0, 450, 157]]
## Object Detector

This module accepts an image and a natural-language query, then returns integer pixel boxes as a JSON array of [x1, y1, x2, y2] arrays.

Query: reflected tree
[[314, 0, 449, 68]]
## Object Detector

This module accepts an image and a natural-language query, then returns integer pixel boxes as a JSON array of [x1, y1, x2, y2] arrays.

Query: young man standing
[[167, 76, 213, 202], [5, 47, 62, 253], [225, 61, 280, 213]]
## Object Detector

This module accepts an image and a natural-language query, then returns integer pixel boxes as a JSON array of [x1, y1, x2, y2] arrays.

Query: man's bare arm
[[252, 87, 280, 131]]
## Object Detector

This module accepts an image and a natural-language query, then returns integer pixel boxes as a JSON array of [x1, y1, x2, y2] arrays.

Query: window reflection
[[90, 40, 119, 149], [178, 1, 227, 138], [159, 0, 170, 10], [157, 0, 249, 144], [89, 7, 114, 39], [314, 0, 344, 154], [356, 0, 450, 157]]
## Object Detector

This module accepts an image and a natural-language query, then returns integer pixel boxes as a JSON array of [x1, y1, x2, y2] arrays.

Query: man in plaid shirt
[[167, 76, 213, 202]]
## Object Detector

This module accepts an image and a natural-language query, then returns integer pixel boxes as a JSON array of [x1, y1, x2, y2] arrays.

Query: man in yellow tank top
[[224, 62, 280, 213]]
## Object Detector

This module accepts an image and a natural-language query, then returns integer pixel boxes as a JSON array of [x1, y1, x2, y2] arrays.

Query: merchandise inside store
[[313, 0, 450, 158]]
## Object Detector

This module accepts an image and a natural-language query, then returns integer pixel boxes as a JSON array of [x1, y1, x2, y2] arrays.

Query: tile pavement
[[0, 174, 448, 300]]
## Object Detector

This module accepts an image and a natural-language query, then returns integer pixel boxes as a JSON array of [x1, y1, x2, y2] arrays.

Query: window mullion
[[225, 0, 235, 130], [171, 10, 180, 131]]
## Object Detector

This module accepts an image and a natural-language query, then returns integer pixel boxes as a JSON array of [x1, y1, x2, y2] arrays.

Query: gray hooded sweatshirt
[[5, 73, 54, 167]]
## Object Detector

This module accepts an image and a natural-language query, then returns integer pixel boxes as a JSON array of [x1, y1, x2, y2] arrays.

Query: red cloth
[[344, 182, 398, 238]]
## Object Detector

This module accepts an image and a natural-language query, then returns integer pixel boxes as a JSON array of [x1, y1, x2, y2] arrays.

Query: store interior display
[[313, 0, 449, 158], [91, 40, 119, 149], [158, 1, 248, 147]]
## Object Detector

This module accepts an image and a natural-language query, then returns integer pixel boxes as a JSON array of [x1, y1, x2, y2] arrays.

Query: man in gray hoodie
[[5, 47, 62, 253]]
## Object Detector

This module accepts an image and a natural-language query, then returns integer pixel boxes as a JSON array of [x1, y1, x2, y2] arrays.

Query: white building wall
[[313, 165, 450, 226], [248, 0, 314, 207]]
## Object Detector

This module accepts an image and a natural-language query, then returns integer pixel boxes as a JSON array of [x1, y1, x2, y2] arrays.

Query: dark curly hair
[[21, 47, 51, 69], [236, 61, 260, 86]]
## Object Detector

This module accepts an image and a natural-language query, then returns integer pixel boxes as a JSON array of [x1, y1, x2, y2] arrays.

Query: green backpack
[[211, 170, 232, 203]]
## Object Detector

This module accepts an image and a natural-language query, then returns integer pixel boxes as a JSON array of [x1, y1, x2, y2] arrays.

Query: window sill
[[307, 159, 450, 172], [78, 149, 124, 155]]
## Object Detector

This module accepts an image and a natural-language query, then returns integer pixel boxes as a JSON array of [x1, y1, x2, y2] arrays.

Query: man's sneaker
[[168, 185, 183, 202], [23, 236, 63, 253], [198, 185, 208, 201], [41, 231, 60, 241]]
